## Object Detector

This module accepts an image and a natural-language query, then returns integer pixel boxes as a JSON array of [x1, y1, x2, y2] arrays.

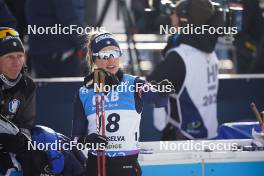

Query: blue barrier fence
[[142, 162, 264, 176], [34, 75, 264, 141]]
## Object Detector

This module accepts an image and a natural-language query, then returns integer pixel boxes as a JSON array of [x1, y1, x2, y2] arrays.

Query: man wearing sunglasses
[[72, 32, 175, 176], [0, 27, 36, 175]]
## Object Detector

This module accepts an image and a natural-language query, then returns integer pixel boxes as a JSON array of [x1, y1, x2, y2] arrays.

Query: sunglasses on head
[[0, 29, 19, 39], [93, 50, 122, 60]]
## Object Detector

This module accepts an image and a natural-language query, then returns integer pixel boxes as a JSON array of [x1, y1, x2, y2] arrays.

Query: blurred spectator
[[234, 0, 264, 73], [25, 0, 88, 78], [0, 0, 16, 28], [148, 0, 222, 140]]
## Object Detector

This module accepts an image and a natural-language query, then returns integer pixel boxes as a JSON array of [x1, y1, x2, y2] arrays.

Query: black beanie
[[176, 0, 215, 26], [0, 27, 25, 57]]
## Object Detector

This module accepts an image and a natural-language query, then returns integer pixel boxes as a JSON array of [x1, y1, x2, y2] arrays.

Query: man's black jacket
[[0, 74, 36, 131]]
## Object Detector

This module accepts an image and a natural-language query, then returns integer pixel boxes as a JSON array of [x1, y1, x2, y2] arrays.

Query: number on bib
[[106, 113, 120, 132]]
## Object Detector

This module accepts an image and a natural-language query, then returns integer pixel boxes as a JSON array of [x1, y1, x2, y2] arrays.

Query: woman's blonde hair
[[86, 31, 100, 72]]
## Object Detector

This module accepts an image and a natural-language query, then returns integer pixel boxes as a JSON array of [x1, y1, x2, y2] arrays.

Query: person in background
[[234, 0, 264, 73], [25, 0, 88, 78], [152, 11, 180, 133], [148, 0, 223, 140]]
